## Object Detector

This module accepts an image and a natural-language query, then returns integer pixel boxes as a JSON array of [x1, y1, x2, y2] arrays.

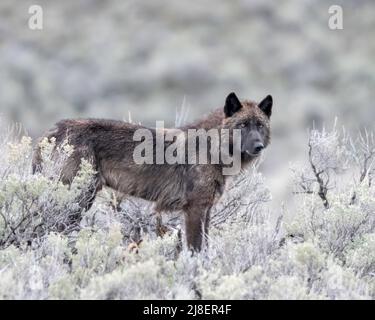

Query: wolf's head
[[222, 92, 273, 161]]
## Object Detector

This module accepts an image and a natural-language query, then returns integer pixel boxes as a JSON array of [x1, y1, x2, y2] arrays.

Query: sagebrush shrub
[[0, 121, 374, 299]]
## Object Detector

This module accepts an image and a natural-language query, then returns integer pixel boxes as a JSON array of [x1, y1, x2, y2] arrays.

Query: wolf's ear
[[224, 92, 242, 117], [258, 95, 273, 118]]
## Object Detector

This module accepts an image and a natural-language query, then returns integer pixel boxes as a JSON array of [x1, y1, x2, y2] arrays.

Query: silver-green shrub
[[0, 121, 375, 299]]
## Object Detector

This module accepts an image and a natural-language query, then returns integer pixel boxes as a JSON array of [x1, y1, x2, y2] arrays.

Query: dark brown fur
[[32, 93, 273, 251]]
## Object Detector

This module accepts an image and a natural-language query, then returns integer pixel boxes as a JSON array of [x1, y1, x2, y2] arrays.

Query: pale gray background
[[0, 0, 374, 207]]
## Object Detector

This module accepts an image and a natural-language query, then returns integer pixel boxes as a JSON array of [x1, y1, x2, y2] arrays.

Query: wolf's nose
[[254, 143, 264, 153]]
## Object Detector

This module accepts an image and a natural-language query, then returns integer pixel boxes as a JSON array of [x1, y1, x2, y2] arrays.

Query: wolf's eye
[[239, 123, 247, 128], [257, 123, 264, 129]]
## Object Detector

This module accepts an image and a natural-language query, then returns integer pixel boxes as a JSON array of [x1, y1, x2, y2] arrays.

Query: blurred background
[[0, 0, 374, 208]]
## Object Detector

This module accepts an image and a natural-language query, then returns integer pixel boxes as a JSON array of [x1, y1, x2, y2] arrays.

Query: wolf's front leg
[[184, 204, 212, 251]]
